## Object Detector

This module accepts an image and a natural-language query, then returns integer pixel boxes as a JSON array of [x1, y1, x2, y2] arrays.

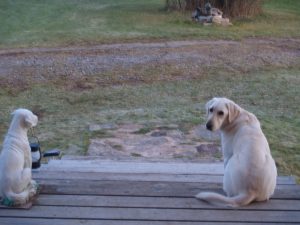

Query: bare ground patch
[[1, 38, 299, 92]]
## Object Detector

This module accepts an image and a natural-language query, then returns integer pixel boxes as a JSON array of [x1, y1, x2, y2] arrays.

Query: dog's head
[[205, 97, 241, 131], [11, 108, 38, 129]]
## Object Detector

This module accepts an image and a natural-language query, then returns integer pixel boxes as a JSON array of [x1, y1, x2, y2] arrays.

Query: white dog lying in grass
[[196, 97, 277, 207], [0, 109, 39, 206]]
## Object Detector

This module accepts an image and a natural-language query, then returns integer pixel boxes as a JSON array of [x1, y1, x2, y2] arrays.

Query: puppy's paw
[[29, 189, 37, 198], [1, 197, 14, 207], [30, 180, 37, 187], [29, 180, 40, 198], [34, 181, 40, 193]]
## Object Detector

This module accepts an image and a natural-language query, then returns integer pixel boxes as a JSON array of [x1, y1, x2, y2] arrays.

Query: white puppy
[[196, 97, 277, 207], [0, 108, 39, 206]]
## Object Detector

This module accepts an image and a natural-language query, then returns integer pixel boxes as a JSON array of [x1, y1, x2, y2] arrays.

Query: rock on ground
[[87, 123, 222, 162]]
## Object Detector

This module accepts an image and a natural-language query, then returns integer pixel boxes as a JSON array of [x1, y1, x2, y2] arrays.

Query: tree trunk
[[166, 0, 263, 18]]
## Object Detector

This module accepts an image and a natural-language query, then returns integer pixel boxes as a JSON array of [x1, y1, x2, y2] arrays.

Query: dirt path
[[1, 38, 299, 90]]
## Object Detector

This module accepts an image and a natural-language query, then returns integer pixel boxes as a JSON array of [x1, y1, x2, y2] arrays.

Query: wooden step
[[1, 159, 299, 225], [40, 159, 225, 174]]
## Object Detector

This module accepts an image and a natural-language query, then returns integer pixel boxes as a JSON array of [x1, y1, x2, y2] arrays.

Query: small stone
[[192, 125, 220, 141], [151, 130, 167, 137], [118, 124, 144, 133], [65, 144, 82, 155], [167, 130, 184, 139], [89, 123, 118, 132], [203, 22, 212, 26], [138, 136, 168, 146], [99, 123, 118, 130], [88, 139, 125, 157], [193, 103, 203, 111], [156, 124, 179, 130], [212, 16, 232, 26], [196, 143, 220, 154], [133, 108, 145, 115], [174, 151, 196, 159]]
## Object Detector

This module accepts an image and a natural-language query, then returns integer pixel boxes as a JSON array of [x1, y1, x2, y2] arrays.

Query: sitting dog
[[0, 109, 39, 206], [196, 97, 277, 207]]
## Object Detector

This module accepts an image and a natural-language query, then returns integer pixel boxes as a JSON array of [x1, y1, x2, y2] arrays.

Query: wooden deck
[[1, 159, 300, 225]]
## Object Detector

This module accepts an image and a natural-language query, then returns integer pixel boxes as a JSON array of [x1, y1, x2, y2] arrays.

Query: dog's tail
[[195, 191, 255, 207], [3, 190, 29, 206]]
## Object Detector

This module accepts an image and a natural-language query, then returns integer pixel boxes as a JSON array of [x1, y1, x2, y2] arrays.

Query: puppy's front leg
[[23, 145, 32, 169]]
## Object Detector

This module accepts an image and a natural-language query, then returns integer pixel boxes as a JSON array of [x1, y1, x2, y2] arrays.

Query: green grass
[[0, 0, 299, 48], [0, 68, 299, 176], [0, 0, 299, 178]]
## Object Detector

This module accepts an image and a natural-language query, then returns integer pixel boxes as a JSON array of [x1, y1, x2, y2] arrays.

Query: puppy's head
[[205, 97, 240, 131], [11, 108, 38, 129]]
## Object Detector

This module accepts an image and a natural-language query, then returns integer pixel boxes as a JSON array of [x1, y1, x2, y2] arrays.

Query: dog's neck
[[221, 110, 259, 134], [221, 109, 247, 133], [7, 117, 29, 139]]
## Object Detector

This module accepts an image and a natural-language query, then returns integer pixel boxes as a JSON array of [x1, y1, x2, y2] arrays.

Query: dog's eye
[[218, 111, 224, 116], [209, 108, 213, 113]]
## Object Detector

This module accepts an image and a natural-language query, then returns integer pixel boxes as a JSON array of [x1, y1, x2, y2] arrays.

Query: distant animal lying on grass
[[196, 97, 277, 207], [0, 109, 39, 206]]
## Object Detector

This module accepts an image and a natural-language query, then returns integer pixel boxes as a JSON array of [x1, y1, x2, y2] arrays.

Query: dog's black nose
[[206, 121, 213, 131]]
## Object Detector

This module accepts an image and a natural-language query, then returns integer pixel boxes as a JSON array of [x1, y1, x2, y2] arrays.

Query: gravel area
[[1, 38, 299, 89]]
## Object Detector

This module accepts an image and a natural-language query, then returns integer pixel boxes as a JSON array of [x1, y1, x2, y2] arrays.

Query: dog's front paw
[[1, 197, 14, 207], [31, 180, 40, 190], [30, 180, 37, 187], [29, 188, 37, 198], [29, 180, 40, 198], [29, 180, 38, 197]]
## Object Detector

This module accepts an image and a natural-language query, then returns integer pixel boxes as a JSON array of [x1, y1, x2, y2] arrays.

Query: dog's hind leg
[[2, 168, 32, 206], [3, 190, 30, 206], [12, 168, 32, 193]]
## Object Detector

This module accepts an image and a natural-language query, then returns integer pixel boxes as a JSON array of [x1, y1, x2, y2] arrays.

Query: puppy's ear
[[226, 101, 240, 123], [11, 110, 17, 117], [24, 114, 38, 128]]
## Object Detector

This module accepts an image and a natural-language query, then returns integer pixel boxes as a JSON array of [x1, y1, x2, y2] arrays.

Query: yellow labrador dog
[[0, 109, 39, 206], [196, 97, 277, 207]]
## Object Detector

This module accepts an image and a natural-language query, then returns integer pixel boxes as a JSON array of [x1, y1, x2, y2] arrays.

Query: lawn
[[0, 67, 299, 177], [0, 0, 299, 178], [0, 0, 300, 48]]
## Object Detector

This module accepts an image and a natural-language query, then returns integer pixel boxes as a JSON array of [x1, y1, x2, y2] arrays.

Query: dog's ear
[[226, 101, 240, 123], [11, 110, 17, 117], [205, 98, 217, 115], [24, 114, 38, 128]]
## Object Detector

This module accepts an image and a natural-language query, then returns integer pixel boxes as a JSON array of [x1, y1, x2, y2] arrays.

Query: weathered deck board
[[0, 218, 292, 225], [34, 195, 300, 210], [1, 160, 299, 225], [40, 160, 226, 174], [32, 171, 296, 184], [1, 206, 300, 222], [2, 194, 300, 211], [36, 178, 300, 199]]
